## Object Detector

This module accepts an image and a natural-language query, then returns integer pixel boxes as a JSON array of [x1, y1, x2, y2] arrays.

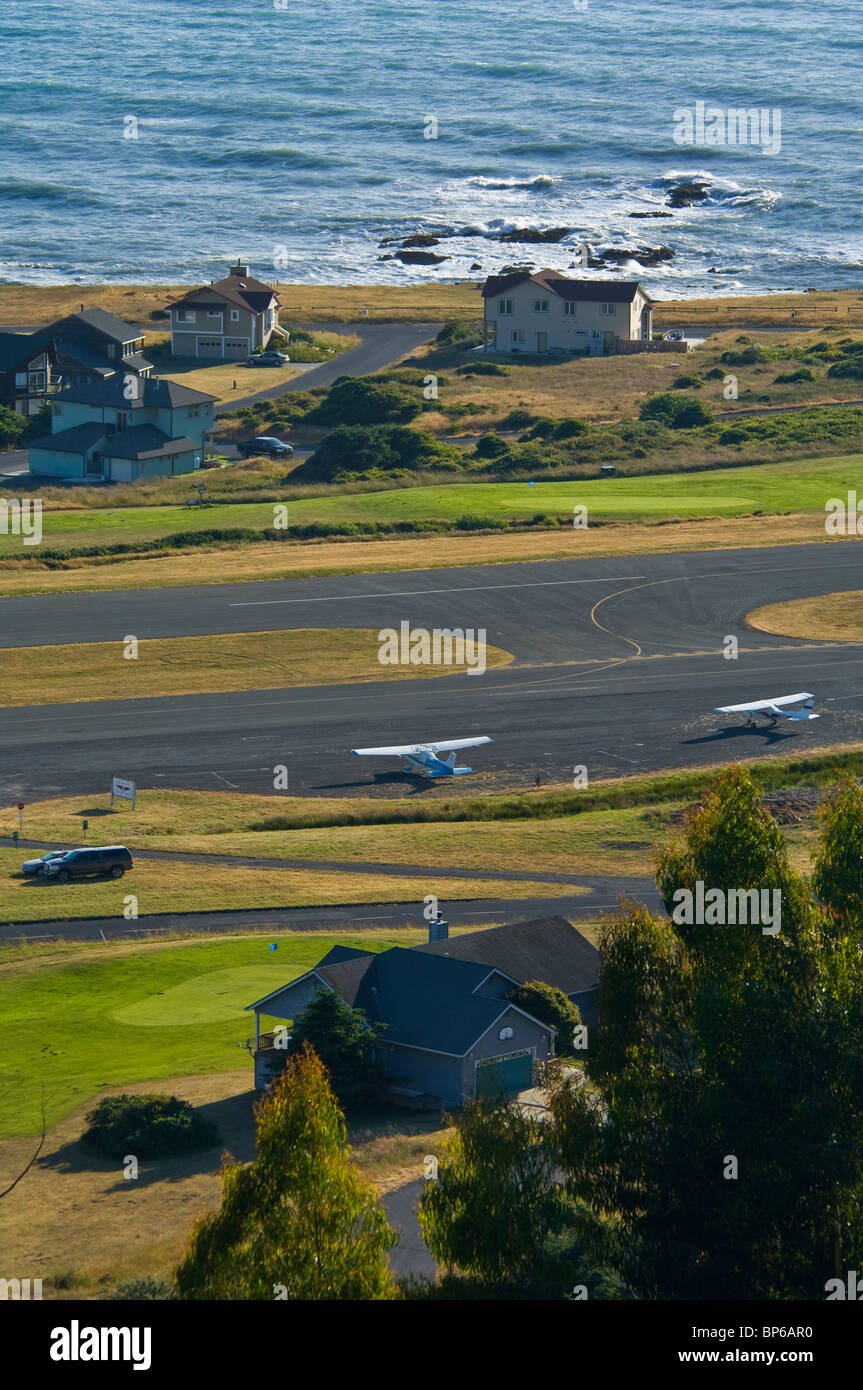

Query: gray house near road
[[28, 375, 216, 482], [246, 914, 601, 1106], [166, 260, 283, 360]]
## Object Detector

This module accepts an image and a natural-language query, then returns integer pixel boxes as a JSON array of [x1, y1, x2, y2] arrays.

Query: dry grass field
[[1, 281, 862, 331], [748, 591, 863, 643], [0, 628, 513, 707], [0, 513, 850, 599], [420, 327, 863, 430]]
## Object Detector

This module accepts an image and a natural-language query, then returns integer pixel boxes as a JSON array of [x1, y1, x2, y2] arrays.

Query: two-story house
[[166, 260, 283, 360], [0, 307, 153, 417], [28, 375, 216, 482], [481, 269, 655, 356]]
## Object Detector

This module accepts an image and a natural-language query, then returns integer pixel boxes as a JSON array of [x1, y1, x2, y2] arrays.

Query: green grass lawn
[[2, 455, 855, 557], [0, 933, 415, 1138]]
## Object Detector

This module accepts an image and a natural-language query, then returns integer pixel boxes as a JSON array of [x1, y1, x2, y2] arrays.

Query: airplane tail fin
[[443, 752, 458, 769], [790, 698, 819, 721]]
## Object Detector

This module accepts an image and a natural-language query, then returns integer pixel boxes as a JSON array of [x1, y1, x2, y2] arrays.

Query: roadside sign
[[111, 777, 136, 809]]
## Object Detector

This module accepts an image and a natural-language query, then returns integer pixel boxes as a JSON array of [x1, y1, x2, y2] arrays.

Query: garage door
[[475, 1049, 533, 1098]]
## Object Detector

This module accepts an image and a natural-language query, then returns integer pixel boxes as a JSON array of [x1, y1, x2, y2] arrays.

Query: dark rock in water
[[378, 253, 395, 260], [499, 263, 536, 275], [629, 210, 674, 218], [401, 233, 441, 248], [392, 249, 450, 264], [470, 261, 483, 270], [498, 226, 572, 243], [456, 226, 485, 237], [587, 256, 608, 269], [667, 180, 709, 208], [602, 245, 674, 267]]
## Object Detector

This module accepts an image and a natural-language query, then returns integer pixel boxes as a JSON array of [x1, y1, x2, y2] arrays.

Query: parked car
[[20, 850, 68, 877], [245, 351, 290, 366], [42, 845, 134, 883], [237, 436, 294, 458]]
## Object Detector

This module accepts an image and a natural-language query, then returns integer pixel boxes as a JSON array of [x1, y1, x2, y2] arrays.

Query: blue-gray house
[[28, 375, 216, 482], [246, 915, 601, 1106]]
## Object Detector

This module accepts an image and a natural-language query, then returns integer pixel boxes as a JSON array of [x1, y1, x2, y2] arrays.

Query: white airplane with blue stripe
[[714, 692, 819, 728], [351, 736, 493, 778]]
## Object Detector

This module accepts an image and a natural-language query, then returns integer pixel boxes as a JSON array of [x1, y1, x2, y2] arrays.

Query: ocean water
[[0, 0, 861, 297]]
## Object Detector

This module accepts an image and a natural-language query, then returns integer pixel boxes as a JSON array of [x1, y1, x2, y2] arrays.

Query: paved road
[[0, 887, 650, 943], [215, 321, 441, 415], [1, 542, 862, 803]]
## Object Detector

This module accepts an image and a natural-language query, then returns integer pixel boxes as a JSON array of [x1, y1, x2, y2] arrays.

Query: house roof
[[167, 272, 279, 316], [52, 375, 216, 408], [49, 308, 143, 344], [28, 422, 108, 454], [0, 329, 54, 372], [482, 269, 649, 304], [246, 915, 599, 1056], [415, 915, 601, 996], [99, 425, 198, 460]]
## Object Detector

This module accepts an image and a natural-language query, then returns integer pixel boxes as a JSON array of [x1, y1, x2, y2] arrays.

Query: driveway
[[215, 320, 442, 415]]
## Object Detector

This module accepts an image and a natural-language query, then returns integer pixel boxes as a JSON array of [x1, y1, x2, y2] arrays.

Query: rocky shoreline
[[376, 180, 712, 274]]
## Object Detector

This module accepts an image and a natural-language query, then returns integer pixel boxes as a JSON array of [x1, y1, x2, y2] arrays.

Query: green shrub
[[107, 1277, 175, 1301], [81, 1093, 220, 1160], [672, 373, 704, 389], [638, 392, 713, 429], [294, 423, 462, 482], [306, 375, 422, 427], [456, 361, 511, 377], [437, 320, 484, 348], [773, 368, 815, 383], [827, 358, 863, 380], [474, 433, 509, 458], [0, 403, 27, 448]]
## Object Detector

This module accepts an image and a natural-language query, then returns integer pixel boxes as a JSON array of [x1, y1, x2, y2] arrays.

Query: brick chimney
[[230, 258, 250, 278]]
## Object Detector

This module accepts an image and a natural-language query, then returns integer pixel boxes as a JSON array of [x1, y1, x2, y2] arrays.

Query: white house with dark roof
[[481, 269, 655, 356], [28, 375, 216, 482], [166, 259, 284, 360]]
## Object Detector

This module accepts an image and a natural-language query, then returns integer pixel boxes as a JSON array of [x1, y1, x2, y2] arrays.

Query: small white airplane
[[351, 736, 493, 778], [714, 692, 820, 729]]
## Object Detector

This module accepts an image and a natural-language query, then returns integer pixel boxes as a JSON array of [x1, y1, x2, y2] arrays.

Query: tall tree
[[419, 1097, 562, 1285], [288, 986, 386, 1110], [813, 772, 863, 935], [553, 766, 863, 1299], [174, 1044, 397, 1300]]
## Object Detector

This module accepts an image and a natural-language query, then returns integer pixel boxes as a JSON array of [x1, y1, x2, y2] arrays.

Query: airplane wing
[[351, 744, 421, 756], [427, 736, 493, 752], [352, 736, 493, 756], [714, 692, 813, 714]]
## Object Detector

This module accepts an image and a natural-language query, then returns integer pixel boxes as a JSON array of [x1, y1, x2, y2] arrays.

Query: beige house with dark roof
[[482, 269, 655, 356], [166, 260, 284, 360]]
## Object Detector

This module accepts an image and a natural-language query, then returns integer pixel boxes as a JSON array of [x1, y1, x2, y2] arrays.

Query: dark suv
[[43, 845, 134, 883]]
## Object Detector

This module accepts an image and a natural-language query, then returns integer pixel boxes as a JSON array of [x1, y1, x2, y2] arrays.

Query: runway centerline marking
[[227, 576, 646, 606]]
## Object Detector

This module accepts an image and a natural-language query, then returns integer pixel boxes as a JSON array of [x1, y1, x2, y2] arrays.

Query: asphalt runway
[[1, 541, 862, 802]]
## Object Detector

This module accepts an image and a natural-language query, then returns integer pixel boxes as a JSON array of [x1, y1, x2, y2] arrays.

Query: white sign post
[[111, 777, 136, 809]]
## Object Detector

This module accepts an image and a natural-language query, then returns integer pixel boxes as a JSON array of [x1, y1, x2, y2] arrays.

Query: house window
[[207, 309, 221, 318], [230, 309, 240, 322], [511, 328, 524, 344], [532, 298, 549, 313], [53, 402, 63, 417], [115, 411, 130, 429], [14, 371, 26, 387], [600, 302, 616, 315], [188, 405, 199, 418], [498, 298, 513, 315], [179, 310, 195, 323], [563, 301, 577, 317]]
